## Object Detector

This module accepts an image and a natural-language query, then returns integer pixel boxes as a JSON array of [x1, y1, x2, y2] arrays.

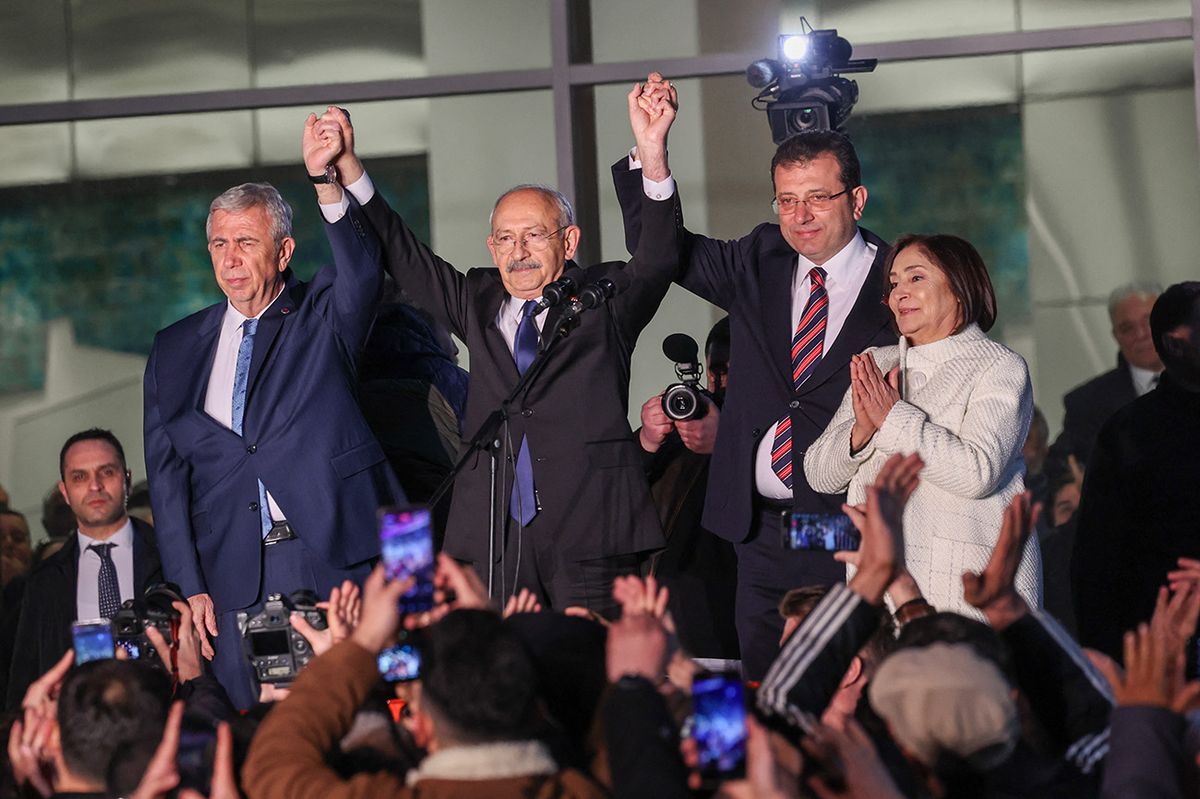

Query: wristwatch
[[308, 164, 337, 184]]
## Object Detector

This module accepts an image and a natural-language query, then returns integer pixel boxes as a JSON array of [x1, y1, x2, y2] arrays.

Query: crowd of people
[[0, 71, 1198, 797]]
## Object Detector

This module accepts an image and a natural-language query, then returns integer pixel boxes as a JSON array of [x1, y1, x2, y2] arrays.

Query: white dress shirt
[[1129, 363, 1161, 397], [203, 292, 288, 522], [76, 518, 135, 621]]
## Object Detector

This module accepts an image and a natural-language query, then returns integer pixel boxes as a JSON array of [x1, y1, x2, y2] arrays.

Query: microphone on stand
[[534, 266, 587, 312], [573, 269, 633, 312]]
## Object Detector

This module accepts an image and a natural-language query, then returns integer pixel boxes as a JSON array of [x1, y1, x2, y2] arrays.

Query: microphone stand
[[426, 302, 586, 598]]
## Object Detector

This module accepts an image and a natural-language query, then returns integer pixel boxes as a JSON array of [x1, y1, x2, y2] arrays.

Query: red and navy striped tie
[[771, 267, 827, 489]]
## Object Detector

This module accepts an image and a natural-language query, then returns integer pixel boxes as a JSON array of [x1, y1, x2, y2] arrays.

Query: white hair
[[206, 182, 294, 244], [1107, 280, 1162, 321], [489, 184, 575, 229]]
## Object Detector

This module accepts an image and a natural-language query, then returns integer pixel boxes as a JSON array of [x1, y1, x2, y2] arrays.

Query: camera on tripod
[[661, 333, 711, 421], [113, 582, 185, 663], [237, 590, 327, 685]]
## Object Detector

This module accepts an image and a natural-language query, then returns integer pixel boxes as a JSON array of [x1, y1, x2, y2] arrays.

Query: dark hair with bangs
[[885, 234, 997, 334]]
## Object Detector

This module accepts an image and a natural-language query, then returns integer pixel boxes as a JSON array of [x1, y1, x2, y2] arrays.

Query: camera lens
[[662, 384, 700, 421]]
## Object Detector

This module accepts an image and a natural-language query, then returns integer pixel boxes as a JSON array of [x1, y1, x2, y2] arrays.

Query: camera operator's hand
[[350, 564, 413, 654], [145, 600, 204, 683], [639, 394, 674, 454], [676, 396, 719, 455], [187, 593, 218, 660]]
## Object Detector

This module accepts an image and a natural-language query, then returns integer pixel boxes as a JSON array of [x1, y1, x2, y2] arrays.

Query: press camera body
[[661, 333, 711, 421], [113, 582, 184, 663], [238, 590, 327, 684]]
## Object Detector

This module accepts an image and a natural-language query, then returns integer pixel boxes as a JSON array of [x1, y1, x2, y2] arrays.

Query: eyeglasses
[[491, 225, 569, 253], [771, 187, 853, 215]]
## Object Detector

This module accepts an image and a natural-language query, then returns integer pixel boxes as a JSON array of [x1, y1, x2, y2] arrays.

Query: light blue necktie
[[232, 319, 273, 539], [510, 300, 539, 525]]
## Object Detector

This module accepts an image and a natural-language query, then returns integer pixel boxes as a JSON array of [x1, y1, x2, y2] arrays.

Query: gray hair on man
[[489, 184, 576, 229], [206, 182, 294, 245], [1107, 280, 1163, 321]]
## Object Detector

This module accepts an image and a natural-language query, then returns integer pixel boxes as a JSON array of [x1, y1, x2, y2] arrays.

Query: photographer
[[638, 317, 739, 663]]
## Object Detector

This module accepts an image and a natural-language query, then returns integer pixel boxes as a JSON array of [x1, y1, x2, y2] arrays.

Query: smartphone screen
[[379, 506, 435, 615], [71, 620, 115, 664], [176, 722, 216, 795], [692, 673, 747, 778], [783, 512, 860, 552], [378, 643, 422, 682]]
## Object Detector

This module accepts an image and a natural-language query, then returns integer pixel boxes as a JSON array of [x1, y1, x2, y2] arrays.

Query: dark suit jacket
[[613, 159, 893, 543], [4, 518, 161, 709], [1071, 376, 1200, 662], [1052, 355, 1139, 467], [359, 187, 680, 565], [143, 200, 402, 611]]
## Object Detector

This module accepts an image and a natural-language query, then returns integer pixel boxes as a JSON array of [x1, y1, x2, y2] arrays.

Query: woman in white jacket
[[805, 234, 1041, 615]]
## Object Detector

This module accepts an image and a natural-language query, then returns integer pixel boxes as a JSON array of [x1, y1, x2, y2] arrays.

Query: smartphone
[[71, 619, 115, 664], [176, 720, 216, 795], [379, 506, 436, 615], [783, 511, 860, 552], [378, 642, 422, 683], [691, 673, 747, 780]]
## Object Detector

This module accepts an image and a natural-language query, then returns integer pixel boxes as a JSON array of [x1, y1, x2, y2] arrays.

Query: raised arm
[[322, 107, 472, 341]]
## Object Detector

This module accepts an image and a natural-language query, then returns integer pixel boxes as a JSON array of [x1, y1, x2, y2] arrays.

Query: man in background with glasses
[[612, 74, 894, 679], [312, 91, 680, 617]]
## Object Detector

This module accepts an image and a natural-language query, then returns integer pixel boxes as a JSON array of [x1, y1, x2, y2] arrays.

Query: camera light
[[780, 34, 809, 63]]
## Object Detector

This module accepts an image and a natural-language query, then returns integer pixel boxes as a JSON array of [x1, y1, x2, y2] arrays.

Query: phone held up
[[378, 505, 436, 616], [782, 511, 860, 552], [71, 619, 115, 664], [690, 672, 747, 782]]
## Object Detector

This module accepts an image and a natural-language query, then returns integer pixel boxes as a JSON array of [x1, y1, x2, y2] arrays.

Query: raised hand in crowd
[[613, 573, 673, 629], [502, 588, 543, 618], [7, 648, 73, 797], [349, 564, 413, 654], [848, 353, 900, 452], [129, 702, 239, 799], [145, 600, 204, 683], [639, 393, 675, 453], [713, 716, 801, 799], [1094, 585, 1200, 714], [628, 71, 677, 181], [842, 452, 924, 604], [289, 579, 362, 658], [962, 490, 1041, 630], [805, 718, 905, 799]]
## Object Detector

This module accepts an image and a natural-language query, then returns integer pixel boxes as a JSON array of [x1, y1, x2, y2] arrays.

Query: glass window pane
[[74, 112, 256, 178], [70, 0, 251, 99], [3, 123, 72, 187], [1020, 0, 1190, 31], [422, 0, 550, 74], [0, 3, 70, 104], [784, 0, 1019, 43]]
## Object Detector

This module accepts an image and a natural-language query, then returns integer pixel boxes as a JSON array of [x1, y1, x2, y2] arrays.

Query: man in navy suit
[[613, 75, 893, 678], [143, 113, 403, 707]]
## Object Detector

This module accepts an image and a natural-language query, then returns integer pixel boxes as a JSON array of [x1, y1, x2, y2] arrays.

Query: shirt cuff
[[318, 193, 350, 224], [628, 147, 676, 201], [345, 171, 376, 206]]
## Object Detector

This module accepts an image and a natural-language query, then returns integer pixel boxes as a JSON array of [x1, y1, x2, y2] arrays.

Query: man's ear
[[840, 655, 864, 689]]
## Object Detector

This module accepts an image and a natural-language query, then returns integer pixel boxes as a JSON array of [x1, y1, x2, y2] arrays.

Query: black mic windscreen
[[662, 333, 700, 364]]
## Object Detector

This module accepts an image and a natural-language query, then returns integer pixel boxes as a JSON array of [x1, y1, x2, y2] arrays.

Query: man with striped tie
[[613, 74, 894, 679]]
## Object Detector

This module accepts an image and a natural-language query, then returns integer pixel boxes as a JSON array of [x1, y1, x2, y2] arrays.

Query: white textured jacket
[[804, 323, 1042, 615]]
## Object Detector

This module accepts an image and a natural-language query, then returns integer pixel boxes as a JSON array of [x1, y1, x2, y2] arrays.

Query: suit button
[[247, 444, 256, 454], [536, 457, 546, 463], [752, 427, 762, 438], [789, 400, 800, 409], [522, 408, 533, 417], [249, 502, 260, 512]]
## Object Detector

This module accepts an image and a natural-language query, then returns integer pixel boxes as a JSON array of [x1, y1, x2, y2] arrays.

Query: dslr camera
[[238, 590, 327, 685], [113, 582, 185, 664], [660, 333, 710, 421]]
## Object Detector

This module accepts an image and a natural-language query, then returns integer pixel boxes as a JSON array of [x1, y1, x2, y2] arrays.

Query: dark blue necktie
[[510, 300, 539, 525], [232, 319, 273, 539], [89, 542, 121, 619]]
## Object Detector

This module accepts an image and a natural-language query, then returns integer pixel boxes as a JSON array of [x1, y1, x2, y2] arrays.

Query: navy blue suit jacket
[[613, 159, 893, 544], [143, 200, 402, 610]]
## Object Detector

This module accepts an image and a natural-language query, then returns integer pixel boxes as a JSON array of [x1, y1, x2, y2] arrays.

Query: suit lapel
[[479, 276, 521, 385], [56, 535, 81, 621], [759, 241, 797, 391], [191, 304, 226, 415], [246, 275, 298, 403]]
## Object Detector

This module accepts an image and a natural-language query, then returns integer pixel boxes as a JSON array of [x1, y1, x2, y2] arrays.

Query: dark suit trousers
[[211, 536, 370, 710], [734, 504, 845, 681]]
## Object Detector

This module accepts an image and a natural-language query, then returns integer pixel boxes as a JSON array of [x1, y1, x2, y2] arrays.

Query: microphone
[[534, 265, 587, 312], [575, 269, 633, 311]]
